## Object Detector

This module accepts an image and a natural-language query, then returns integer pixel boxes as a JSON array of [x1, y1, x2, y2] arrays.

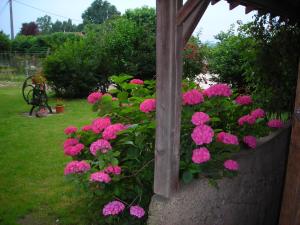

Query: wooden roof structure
[[154, 0, 300, 224]]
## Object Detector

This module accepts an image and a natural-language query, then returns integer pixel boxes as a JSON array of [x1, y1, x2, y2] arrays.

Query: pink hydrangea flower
[[102, 201, 125, 216], [140, 99, 156, 113], [90, 171, 111, 183], [130, 205, 145, 218], [81, 125, 92, 131], [216, 132, 239, 145], [64, 143, 85, 156], [235, 95, 252, 105], [191, 112, 210, 126], [64, 160, 90, 175], [182, 89, 204, 105], [250, 108, 265, 119], [92, 117, 111, 134], [64, 126, 77, 135], [87, 92, 102, 104], [191, 125, 214, 145], [267, 119, 283, 128], [238, 114, 256, 126], [203, 84, 232, 98], [102, 123, 126, 140], [90, 139, 112, 156], [130, 79, 144, 85], [105, 165, 122, 175], [63, 138, 79, 149], [243, 135, 257, 148], [192, 147, 211, 164], [224, 159, 239, 171]]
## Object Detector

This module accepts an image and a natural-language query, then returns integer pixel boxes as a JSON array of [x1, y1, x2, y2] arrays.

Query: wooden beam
[[279, 60, 300, 225], [154, 0, 184, 198], [245, 5, 255, 14], [182, 0, 210, 45], [177, 0, 201, 26], [211, 0, 220, 5], [228, 1, 239, 10]]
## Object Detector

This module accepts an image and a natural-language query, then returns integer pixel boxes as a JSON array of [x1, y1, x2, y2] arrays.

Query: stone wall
[[148, 125, 291, 225]]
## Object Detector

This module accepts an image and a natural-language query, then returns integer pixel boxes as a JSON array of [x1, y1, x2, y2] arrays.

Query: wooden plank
[[211, 0, 220, 5], [228, 1, 239, 10], [279, 60, 300, 225], [177, 0, 201, 26], [154, 0, 184, 198], [245, 5, 255, 14], [183, 0, 210, 45]]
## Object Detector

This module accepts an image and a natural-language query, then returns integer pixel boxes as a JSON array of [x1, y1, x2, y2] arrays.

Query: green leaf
[[117, 92, 129, 101], [182, 171, 193, 184]]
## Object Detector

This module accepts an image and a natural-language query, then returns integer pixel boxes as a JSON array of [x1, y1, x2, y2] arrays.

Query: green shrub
[[0, 31, 11, 51]]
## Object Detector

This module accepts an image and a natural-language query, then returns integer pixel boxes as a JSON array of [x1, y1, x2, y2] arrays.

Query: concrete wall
[[148, 125, 291, 225]]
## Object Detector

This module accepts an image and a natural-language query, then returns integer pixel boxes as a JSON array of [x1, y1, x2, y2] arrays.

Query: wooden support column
[[279, 60, 300, 225], [154, 0, 183, 198]]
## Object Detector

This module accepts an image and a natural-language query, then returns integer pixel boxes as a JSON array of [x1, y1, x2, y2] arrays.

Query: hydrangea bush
[[63, 74, 283, 224]]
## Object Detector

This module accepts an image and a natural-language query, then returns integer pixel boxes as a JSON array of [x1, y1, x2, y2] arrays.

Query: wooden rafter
[[182, 0, 210, 45], [177, 0, 202, 26], [211, 0, 220, 5], [228, 1, 239, 10], [245, 5, 255, 14]]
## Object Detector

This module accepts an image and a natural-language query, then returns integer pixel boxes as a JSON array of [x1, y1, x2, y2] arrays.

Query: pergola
[[154, 0, 300, 224]]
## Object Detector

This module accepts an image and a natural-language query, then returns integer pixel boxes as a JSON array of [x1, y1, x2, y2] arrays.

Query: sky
[[0, 0, 256, 42]]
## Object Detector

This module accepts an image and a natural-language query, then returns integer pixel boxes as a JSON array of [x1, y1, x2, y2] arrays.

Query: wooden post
[[154, 0, 183, 198], [279, 60, 300, 225]]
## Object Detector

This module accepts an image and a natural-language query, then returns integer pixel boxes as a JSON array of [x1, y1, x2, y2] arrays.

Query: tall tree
[[82, 0, 120, 24], [20, 22, 39, 35], [36, 15, 52, 34]]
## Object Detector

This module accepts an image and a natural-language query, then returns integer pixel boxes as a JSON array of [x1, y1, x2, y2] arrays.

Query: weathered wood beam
[[177, 0, 202, 26], [154, 0, 184, 198], [182, 0, 210, 45], [245, 5, 255, 14], [279, 60, 300, 225], [228, 1, 239, 10], [211, 0, 220, 5]]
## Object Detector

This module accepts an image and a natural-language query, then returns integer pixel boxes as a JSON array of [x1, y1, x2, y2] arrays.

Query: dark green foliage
[[43, 39, 109, 98], [11, 32, 81, 53], [0, 31, 10, 51], [208, 17, 300, 113], [82, 0, 120, 24]]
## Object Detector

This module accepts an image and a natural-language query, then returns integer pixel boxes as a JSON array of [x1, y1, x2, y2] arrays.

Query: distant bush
[[0, 31, 11, 51]]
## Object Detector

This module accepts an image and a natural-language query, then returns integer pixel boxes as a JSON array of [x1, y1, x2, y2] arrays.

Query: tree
[[0, 31, 10, 51], [82, 0, 120, 24], [20, 22, 39, 35], [36, 15, 52, 34]]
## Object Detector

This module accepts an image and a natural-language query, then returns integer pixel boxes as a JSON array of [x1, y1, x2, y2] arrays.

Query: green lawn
[[0, 83, 96, 225]]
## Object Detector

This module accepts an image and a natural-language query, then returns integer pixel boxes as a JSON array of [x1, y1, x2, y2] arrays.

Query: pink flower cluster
[[90, 171, 111, 183], [192, 147, 211, 164], [224, 159, 239, 171], [191, 112, 210, 126], [64, 126, 77, 135], [217, 132, 239, 145], [238, 114, 256, 126], [92, 117, 111, 134], [130, 205, 145, 218], [140, 99, 156, 113], [102, 123, 126, 140], [191, 125, 214, 145], [235, 95, 252, 105], [182, 89, 204, 105], [267, 119, 283, 128], [130, 79, 144, 85], [250, 108, 265, 119], [87, 92, 102, 104], [203, 84, 232, 98], [102, 201, 125, 216], [90, 139, 112, 156], [105, 165, 122, 175], [243, 135, 257, 148], [64, 143, 84, 156], [64, 160, 90, 175], [81, 125, 92, 131]]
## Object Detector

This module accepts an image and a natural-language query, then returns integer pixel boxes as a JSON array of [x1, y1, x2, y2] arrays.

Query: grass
[[0, 82, 97, 225]]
